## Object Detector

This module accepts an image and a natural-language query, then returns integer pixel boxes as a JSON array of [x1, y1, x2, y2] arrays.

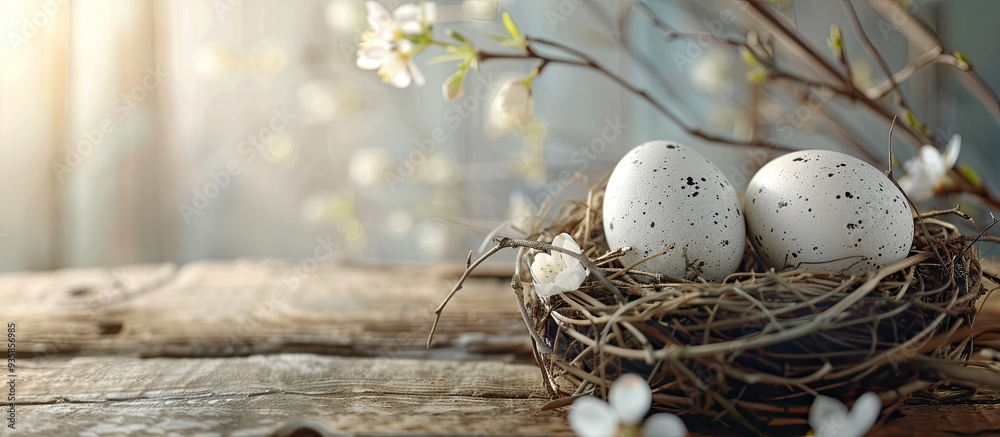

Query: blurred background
[[0, 0, 997, 272]]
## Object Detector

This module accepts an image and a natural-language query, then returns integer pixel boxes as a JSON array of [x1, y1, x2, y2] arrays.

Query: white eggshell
[[743, 150, 914, 273], [603, 141, 746, 281]]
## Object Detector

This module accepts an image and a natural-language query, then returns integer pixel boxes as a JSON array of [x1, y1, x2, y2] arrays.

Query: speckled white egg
[[603, 141, 746, 281], [744, 150, 914, 273]]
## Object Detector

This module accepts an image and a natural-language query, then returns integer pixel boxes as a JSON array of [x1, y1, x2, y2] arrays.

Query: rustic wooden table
[[6, 260, 1000, 436]]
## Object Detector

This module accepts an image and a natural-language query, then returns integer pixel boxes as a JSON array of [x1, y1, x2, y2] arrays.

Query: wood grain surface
[[7, 260, 531, 361], [15, 355, 569, 436], [5, 259, 1000, 436]]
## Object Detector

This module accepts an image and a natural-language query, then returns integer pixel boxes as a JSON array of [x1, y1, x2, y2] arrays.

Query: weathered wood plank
[[14, 355, 570, 436], [7, 261, 531, 361], [8, 260, 1000, 362], [10, 354, 1000, 436]]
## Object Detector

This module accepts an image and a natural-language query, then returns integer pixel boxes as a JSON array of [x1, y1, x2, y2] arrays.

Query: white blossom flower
[[691, 50, 734, 94], [356, 1, 434, 88], [809, 392, 881, 437], [488, 78, 534, 132], [897, 134, 961, 202], [530, 233, 588, 299], [568, 374, 688, 437], [442, 70, 465, 100]]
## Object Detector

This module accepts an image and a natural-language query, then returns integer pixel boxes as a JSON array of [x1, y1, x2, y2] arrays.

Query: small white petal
[[420, 2, 437, 23], [487, 98, 509, 132], [901, 161, 924, 178], [553, 268, 587, 293], [642, 413, 688, 437], [383, 71, 411, 89], [356, 54, 381, 70], [408, 61, 425, 86], [356, 41, 390, 69], [552, 232, 584, 267], [392, 39, 412, 56], [393, 2, 435, 34], [944, 134, 961, 168], [554, 232, 583, 253], [897, 174, 935, 202], [442, 71, 465, 100], [919, 145, 946, 179], [532, 281, 560, 299], [809, 395, 849, 437], [530, 253, 556, 283], [499, 82, 532, 121], [551, 233, 572, 250], [379, 55, 412, 88], [846, 392, 881, 437], [553, 264, 587, 293], [569, 396, 620, 437], [365, 1, 392, 32], [902, 156, 928, 178], [393, 4, 421, 25], [488, 79, 534, 131], [398, 21, 423, 35], [609, 374, 652, 426]]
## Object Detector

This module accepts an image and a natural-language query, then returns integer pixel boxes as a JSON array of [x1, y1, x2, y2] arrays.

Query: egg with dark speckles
[[744, 149, 913, 274], [603, 141, 746, 281]]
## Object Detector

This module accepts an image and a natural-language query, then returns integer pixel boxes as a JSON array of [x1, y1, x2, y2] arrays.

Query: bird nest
[[431, 176, 1000, 436]]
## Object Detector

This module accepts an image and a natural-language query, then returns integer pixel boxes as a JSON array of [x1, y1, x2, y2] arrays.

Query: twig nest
[[515, 177, 991, 436]]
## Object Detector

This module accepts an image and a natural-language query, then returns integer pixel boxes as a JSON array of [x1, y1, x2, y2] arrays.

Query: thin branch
[[744, 0, 933, 149], [937, 182, 1000, 212], [841, 0, 912, 112], [864, 46, 943, 100], [887, 118, 946, 267], [867, 0, 1000, 122], [744, 0, 847, 84], [666, 31, 745, 47], [624, 1, 920, 162], [477, 38, 799, 153], [617, 2, 688, 103], [428, 244, 506, 348]]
